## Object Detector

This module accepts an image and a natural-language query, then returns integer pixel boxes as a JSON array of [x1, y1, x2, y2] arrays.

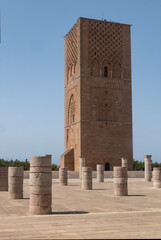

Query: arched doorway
[[105, 162, 110, 171]]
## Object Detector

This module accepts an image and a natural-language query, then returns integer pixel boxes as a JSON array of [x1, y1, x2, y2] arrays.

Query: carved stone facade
[[61, 17, 133, 171]]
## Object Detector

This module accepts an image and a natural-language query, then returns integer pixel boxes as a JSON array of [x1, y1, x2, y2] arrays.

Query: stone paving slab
[[0, 179, 161, 239]]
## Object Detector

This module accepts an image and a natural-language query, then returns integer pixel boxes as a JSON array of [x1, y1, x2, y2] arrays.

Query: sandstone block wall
[[60, 148, 74, 171], [63, 17, 133, 171]]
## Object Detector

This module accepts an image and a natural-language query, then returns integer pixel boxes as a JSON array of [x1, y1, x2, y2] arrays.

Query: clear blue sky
[[0, 0, 161, 164]]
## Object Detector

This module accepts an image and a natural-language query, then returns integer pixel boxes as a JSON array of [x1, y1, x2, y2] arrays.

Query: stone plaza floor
[[0, 178, 161, 239]]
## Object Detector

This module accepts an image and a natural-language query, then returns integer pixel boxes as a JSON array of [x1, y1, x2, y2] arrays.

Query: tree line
[[0, 158, 161, 171], [133, 159, 161, 171], [0, 158, 59, 171]]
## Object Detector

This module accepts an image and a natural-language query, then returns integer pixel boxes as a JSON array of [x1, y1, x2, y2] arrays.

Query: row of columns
[[0, 155, 52, 215], [59, 157, 128, 194], [1, 154, 161, 216]]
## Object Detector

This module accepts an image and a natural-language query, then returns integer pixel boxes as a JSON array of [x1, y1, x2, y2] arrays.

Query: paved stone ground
[[0, 179, 161, 239]]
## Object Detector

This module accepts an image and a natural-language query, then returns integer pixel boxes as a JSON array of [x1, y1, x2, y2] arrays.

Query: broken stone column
[[29, 155, 52, 215], [8, 167, 24, 199], [153, 167, 161, 188], [59, 168, 68, 186], [82, 167, 92, 190], [144, 155, 152, 182], [0, 167, 8, 191], [114, 166, 128, 196], [79, 157, 85, 180], [121, 158, 128, 169], [97, 164, 104, 182]]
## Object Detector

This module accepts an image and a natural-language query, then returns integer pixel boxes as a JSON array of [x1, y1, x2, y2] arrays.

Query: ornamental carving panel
[[90, 87, 114, 122], [65, 23, 78, 78], [89, 20, 123, 64]]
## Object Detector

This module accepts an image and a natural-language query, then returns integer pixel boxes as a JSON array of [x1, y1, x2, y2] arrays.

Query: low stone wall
[[24, 171, 146, 179]]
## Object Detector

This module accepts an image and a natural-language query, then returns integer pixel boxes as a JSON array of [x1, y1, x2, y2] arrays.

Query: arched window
[[91, 58, 100, 77], [68, 94, 75, 124], [102, 59, 111, 78], [105, 162, 110, 171], [104, 66, 108, 77]]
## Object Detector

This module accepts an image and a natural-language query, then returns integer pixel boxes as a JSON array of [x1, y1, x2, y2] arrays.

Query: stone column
[[29, 155, 52, 215], [114, 166, 128, 196], [121, 158, 128, 169], [153, 167, 161, 188], [97, 164, 104, 182], [82, 167, 92, 190], [79, 157, 85, 180], [144, 155, 152, 182], [0, 167, 8, 191], [8, 167, 24, 199], [59, 168, 68, 186]]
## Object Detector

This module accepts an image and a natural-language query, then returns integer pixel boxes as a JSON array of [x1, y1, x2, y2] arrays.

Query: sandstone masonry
[[8, 167, 23, 199], [29, 155, 52, 215], [61, 17, 133, 171]]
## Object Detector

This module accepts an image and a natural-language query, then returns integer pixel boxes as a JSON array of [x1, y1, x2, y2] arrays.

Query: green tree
[[51, 164, 59, 171], [0, 158, 59, 171], [133, 159, 144, 171]]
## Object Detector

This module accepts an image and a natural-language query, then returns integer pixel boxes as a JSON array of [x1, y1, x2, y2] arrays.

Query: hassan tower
[[60, 17, 133, 171]]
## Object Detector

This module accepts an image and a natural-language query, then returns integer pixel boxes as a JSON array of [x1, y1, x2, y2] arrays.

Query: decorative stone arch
[[98, 99, 113, 122], [112, 59, 122, 78], [101, 59, 111, 78], [91, 57, 100, 77], [68, 94, 75, 124]]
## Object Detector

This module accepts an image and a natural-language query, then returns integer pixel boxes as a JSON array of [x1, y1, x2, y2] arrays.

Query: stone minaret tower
[[61, 17, 133, 171]]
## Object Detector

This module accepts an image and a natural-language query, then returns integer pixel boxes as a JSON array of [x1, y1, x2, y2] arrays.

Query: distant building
[[60, 17, 133, 171]]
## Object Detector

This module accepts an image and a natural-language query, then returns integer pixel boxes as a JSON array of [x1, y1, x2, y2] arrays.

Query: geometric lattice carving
[[65, 23, 78, 79], [89, 20, 123, 73]]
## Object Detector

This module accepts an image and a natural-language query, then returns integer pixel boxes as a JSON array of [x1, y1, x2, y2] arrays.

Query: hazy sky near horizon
[[0, 0, 161, 164]]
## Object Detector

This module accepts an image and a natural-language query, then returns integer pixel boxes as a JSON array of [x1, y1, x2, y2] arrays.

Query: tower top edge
[[64, 17, 132, 38]]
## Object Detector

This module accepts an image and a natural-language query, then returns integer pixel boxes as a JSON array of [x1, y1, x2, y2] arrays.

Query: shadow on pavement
[[51, 211, 88, 215]]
